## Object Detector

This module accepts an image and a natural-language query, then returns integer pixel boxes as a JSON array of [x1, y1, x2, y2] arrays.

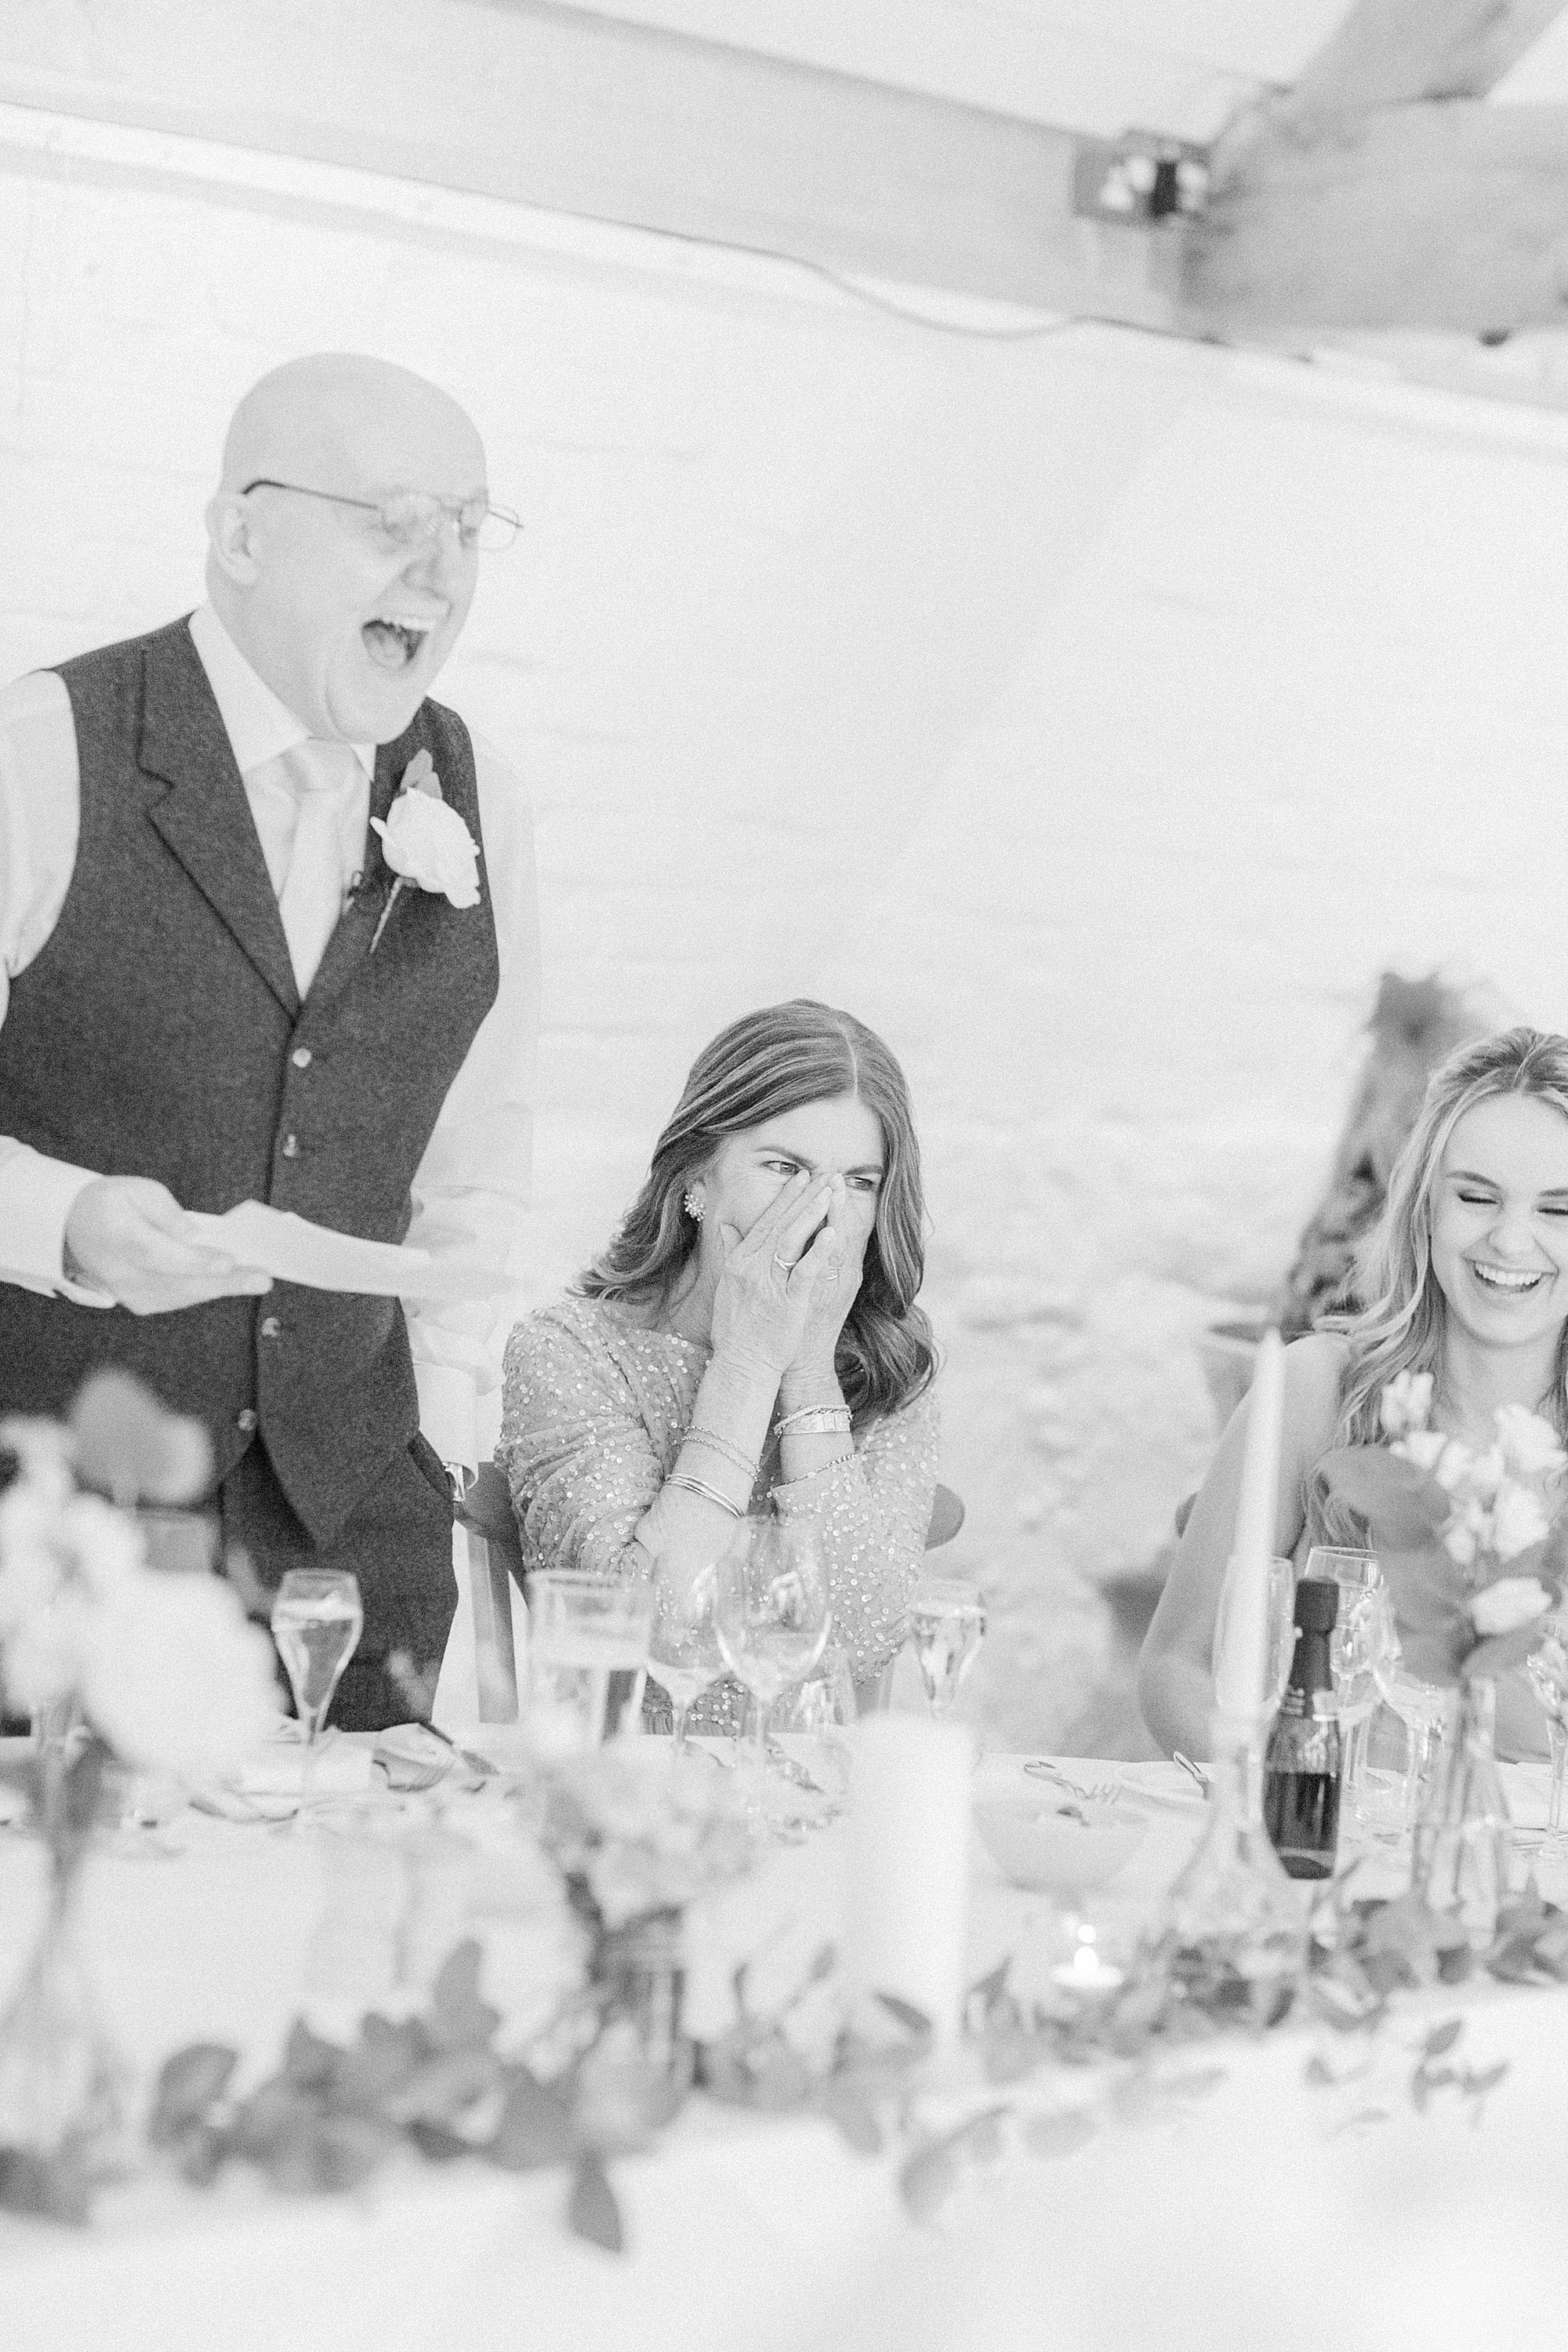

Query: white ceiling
[[562, 2, 1568, 133]]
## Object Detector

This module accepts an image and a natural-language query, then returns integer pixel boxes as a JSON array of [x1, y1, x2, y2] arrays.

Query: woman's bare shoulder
[[1283, 1332, 1351, 1437]]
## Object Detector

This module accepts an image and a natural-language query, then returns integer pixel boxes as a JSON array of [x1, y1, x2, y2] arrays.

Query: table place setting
[[11, 1369, 1568, 2352]]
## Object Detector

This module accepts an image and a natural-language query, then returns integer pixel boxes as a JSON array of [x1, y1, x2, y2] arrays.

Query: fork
[[1023, 1759, 1120, 1804]]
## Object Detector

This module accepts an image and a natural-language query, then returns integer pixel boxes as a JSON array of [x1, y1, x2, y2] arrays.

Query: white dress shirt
[[0, 604, 541, 1468]]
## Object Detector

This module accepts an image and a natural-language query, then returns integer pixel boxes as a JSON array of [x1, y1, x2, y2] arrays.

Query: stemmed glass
[[270, 1569, 364, 1812], [906, 1578, 986, 1720], [1525, 1609, 1568, 1860], [713, 1515, 830, 1798], [1373, 1639, 1450, 1840], [647, 1567, 725, 1760], [1305, 1547, 1385, 1816]]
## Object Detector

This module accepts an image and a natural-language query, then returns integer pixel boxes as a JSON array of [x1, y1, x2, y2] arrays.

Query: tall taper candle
[[845, 1716, 972, 2046], [1213, 1326, 1286, 1720]]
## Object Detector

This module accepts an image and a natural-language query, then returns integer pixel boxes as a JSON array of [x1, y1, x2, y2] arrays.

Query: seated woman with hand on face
[[499, 1000, 940, 1730], [1139, 1027, 1568, 1763]]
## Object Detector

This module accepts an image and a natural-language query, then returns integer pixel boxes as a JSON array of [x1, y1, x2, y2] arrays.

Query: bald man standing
[[0, 354, 539, 1728]]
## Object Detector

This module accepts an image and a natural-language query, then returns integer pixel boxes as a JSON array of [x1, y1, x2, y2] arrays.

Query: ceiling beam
[[0, 0, 1180, 327], [1185, 97, 1568, 333], [1278, 0, 1568, 117]]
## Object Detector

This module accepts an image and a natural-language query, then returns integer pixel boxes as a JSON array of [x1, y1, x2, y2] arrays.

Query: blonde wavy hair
[[1334, 1025, 1568, 1449]]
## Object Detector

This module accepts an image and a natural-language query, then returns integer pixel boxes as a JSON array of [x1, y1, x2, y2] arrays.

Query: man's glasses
[[241, 478, 521, 552]]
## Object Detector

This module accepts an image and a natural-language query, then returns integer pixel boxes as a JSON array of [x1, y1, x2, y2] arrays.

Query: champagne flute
[[1306, 1547, 1384, 1813], [270, 1570, 364, 1810], [714, 1515, 829, 1797], [647, 1566, 724, 1759], [1525, 1610, 1568, 1860], [906, 1578, 986, 1720]]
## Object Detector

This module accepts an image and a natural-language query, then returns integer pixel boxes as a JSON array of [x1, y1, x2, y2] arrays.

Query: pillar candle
[[1213, 1326, 1286, 1721], [844, 1715, 972, 2046]]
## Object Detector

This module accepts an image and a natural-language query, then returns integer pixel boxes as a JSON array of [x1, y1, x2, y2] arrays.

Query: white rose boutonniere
[[368, 749, 481, 952]]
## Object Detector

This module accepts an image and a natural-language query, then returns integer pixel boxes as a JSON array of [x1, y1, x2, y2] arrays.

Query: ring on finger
[[773, 1251, 798, 1272]]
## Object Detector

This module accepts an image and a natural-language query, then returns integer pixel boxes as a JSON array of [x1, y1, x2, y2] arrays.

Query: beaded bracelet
[[776, 1404, 852, 1438], [664, 1471, 745, 1518], [684, 1425, 759, 1479]]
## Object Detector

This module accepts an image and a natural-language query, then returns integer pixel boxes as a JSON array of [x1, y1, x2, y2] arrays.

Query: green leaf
[[1330, 2107, 1391, 2138], [746, 2045, 811, 2111], [427, 1940, 502, 2052], [873, 1991, 933, 2041], [282, 2020, 341, 2091], [1313, 1447, 1450, 1544], [148, 2042, 238, 2146], [232, 2078, 319, 2162], [899, 2140, 960, 2226], [1023, 2109, 1096, 2161], [814, 2082, 883, 2155], [1461, 2060, 1508, 2098], [381, 2046, 499, 2128], [0, 2143, 93, 2226], [263, 2111, 397, 2195], [1423, 2018, 1464, 2060], [488, 2070, 577, 2172], [568, 2154, 624, 2254], [332, 2016, 427, 2112]]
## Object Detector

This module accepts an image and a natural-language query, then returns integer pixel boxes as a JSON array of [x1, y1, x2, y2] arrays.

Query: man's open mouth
[[362, 618, 434, 670]]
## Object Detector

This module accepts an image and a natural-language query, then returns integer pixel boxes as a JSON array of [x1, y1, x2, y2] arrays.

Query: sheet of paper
[[185, 1200, 500, 1301]]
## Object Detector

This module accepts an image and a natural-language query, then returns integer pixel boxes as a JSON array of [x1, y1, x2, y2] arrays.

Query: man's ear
[[206, 492, 261, 588]]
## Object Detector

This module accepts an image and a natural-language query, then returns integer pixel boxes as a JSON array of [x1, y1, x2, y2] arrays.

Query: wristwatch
[[442, 1461, 476, 1508]]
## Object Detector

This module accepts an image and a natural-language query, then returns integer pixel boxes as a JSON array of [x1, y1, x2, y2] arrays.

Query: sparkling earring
[[684, 1189, 704, 1221]]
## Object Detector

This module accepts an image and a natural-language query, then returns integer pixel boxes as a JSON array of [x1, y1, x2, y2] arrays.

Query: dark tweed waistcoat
[[0, 617, 499, 1540]]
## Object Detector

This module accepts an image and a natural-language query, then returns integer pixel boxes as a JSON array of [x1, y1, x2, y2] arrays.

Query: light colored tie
[[274, 740, 359, 996]]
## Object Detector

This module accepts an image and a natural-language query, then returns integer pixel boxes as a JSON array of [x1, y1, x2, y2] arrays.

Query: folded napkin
[[232, 1732, 376, 1799]]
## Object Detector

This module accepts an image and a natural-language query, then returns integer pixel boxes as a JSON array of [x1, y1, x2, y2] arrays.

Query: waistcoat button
[[291, 1047, 313, 1069], [281, 1133, 299, 1159], [260, 1315, 282, 1341], [236, 1407, 258, 1432]]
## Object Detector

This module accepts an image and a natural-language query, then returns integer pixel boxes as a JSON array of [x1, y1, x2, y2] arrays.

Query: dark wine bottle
[[1263, 1576, 1341, 1881]]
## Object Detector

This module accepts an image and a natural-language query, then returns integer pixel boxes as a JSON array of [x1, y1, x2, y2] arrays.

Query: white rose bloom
[[1444, 1520, 1479, 1568], [1494, 1404, 1567, 1482], [1433, 1439, 1475, 1495], [1490, 1483, 1552, 1563], [371, 791, 481, 908], [1396, 1429, 1449, 1473], [1465, 1445, 1506, 1504], [1381, 1371, 1435, 1438], [79, 1570, 278, 1777], [1472, 1576, 1553, 1638]]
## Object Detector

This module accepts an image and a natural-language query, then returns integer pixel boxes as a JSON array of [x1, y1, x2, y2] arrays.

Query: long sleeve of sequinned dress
[[497, 1295, 939, 1701]]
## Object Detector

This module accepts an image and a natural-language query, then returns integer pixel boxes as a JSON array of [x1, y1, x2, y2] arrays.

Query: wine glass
[[713, 1515, 829, 1795], [525, 1571, 655, 1756], [1525, 1609, 1568, 1860], [1372, 1639, 1450, 1839], [647, 1566, 725, 1760], [906, 1578, 986, 1720], [1306, 1547, 1385, 1813], [270, 1570, 364, 1808]]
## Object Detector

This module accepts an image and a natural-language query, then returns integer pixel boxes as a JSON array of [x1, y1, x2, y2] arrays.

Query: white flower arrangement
[[1380, 1377, 1563, 1635], [0, 1386, 278, 1782]]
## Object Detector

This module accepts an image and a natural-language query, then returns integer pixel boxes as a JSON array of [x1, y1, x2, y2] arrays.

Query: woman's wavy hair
[[579, 1000, 937, 1425], [1334, 1025, 1568, 1450]]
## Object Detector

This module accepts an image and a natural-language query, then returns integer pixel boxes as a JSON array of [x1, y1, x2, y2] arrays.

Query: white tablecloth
[[2, 1754, 1563, 2352]]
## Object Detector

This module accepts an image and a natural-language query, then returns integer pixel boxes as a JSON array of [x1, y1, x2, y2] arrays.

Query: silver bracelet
[[665, 1471, 745, 1518], [776, 1404, 852, 1437], [684, 1425, 759, 1479]]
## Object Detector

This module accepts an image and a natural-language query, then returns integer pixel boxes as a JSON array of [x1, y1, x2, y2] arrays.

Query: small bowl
[[973, 1796, 1146, 1894]]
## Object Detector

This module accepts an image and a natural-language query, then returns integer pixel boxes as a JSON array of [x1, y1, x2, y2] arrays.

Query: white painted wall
[[7, 123, 1568, 1749]]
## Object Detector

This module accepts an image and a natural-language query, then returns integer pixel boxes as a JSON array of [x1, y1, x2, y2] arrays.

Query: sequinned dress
[[498, 1294, 939, 1733]]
